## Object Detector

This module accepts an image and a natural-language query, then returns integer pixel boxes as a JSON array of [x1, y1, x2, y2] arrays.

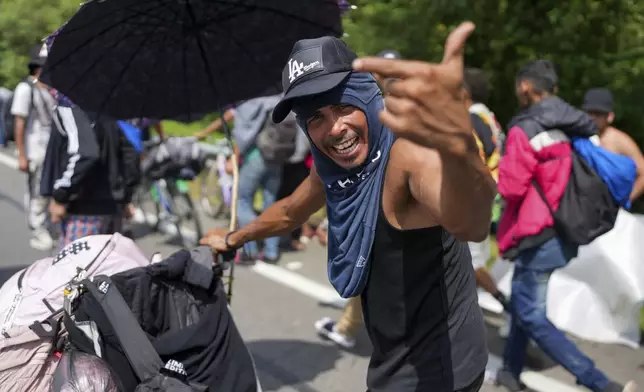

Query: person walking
[[495, 60, 637, 392], [10, 44, 57, 250]]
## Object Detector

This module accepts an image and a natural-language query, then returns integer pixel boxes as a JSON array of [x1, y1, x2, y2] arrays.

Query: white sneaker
[[150, 252, 163, 264], [623, 381, 638, 392], [29, 231, 54, 251], [314, 317, 356, 349]]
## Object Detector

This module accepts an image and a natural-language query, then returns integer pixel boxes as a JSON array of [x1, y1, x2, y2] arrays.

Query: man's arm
[[226, 164, 326, 248], [614, 130, 644, 201], [405, 139, 496, 242], [195, 109, 235, 140], [10, 83, 32, 171], [51, 106, 100, 204], [152, 122, 166, 140]]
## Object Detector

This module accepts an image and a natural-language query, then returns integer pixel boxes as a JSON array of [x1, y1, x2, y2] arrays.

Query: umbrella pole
[[221, 112, 238, 304]]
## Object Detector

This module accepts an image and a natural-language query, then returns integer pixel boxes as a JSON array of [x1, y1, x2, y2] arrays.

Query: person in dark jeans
[[276, 130, 310, 251], [496, 60, 637, 392]]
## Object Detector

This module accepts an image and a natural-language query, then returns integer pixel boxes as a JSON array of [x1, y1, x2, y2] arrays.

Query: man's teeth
[[333, 137, 358, 153]]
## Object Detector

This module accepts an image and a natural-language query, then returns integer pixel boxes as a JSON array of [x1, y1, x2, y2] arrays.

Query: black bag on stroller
[[141, 137, 206, 181], [56, 247, 259, 392]]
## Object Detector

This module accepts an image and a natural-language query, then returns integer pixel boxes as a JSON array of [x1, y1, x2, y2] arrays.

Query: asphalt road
[[0, 151, 641, 392]]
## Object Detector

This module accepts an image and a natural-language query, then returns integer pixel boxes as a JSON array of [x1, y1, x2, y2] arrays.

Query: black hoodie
[[40, 105, 140, 215], [507, 96, 598, 141]]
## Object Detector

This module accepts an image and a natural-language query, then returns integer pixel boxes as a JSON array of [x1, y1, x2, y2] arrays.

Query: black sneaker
[[495, 368, 528, 392]]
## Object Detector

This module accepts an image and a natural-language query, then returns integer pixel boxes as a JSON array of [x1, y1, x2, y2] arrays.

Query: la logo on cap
[[287, 57, 321, 83], [286, 47, 324, 85]]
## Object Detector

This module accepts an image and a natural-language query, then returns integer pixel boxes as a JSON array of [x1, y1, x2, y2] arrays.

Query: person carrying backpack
[[495, 60, 635, 392], [39, 97, 140, 248], [233, 94, 300, 263], [10, 44, 57, 251]]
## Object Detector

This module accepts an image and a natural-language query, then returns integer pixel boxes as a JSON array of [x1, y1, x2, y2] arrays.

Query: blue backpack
[[572, 137, 637, 209]]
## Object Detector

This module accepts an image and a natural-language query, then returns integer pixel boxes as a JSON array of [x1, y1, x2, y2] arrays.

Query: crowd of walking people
[[0, 20, 641, 392]]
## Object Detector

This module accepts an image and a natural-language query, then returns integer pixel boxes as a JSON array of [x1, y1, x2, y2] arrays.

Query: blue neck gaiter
[[293, 72, 394, 298]]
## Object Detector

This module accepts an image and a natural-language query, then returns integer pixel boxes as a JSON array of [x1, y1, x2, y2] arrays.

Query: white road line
[[251, 259, 582, 392], [0, 150, 18, 170], [251, 260, 342, 304], [0, 148, 583, 392]]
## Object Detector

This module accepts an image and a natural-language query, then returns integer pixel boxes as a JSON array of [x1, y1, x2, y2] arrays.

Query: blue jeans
[[503, 237, 611, 392], [237, 154, 282, 259]]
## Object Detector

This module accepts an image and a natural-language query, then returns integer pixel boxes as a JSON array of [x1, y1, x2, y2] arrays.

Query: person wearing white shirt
[[10, 44, 56, 251]]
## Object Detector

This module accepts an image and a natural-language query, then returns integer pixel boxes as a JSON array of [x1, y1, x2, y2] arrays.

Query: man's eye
[[307, 114, 322, 125]]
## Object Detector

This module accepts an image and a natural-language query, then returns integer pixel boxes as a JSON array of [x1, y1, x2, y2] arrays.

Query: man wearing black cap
[[495, 61, 636, 392], [312, 47, 403, 351], [583, 87, 644, 202], [10, 43, 57, 251], [202, 22, 496, 392]]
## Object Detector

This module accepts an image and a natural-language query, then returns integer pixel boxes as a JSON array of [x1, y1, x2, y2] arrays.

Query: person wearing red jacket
[[495, 60, 636, 392]]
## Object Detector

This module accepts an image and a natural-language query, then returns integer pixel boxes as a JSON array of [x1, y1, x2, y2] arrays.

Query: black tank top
[[361, 199, 488, 392]]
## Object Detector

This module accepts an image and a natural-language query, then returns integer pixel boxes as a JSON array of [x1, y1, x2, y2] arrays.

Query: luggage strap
[[82, 275, 164, 382]]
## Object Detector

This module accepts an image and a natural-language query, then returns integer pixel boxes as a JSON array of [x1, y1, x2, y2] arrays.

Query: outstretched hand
[[199, 227, 230, 254], [352, 22, 476, 156]]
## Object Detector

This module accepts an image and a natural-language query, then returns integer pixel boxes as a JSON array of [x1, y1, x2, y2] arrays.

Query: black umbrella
[[41, 0, 343, 305], [40, 0, 343, 120]]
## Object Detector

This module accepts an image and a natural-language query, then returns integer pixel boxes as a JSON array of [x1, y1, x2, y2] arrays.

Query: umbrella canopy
[[40, 0, 343, 120]]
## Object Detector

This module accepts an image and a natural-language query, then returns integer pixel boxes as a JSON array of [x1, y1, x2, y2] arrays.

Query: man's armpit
[[395, 140, 441, 208]]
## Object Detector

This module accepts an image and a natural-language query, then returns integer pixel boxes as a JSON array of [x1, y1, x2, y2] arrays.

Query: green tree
[[342, 0, 644, 145], [0, 0, 80, 88]]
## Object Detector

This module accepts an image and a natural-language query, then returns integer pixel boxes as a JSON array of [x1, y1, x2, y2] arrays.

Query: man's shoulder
[[602, 127, 638, 152], [389, 139, 440, 174], [10, 82, 33, 116], [12, 82, 32, 99], [606, 126, 630, 138]]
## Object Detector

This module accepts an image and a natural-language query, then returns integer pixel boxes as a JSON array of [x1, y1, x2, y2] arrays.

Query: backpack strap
[[531, 179, 556, 217], [81, 275, 164, 382]]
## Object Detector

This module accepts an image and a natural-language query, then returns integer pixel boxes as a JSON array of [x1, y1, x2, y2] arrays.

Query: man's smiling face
[[305, 104, 369, 169]]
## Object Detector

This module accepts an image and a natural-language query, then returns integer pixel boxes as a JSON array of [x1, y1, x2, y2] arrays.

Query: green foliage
[[343, 0, 644, 147], [0, 0, 80, 88]]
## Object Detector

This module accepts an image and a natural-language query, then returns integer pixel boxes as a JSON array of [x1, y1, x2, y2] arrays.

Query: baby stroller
[[0, 235, 260, 392], [52, 246, 261, 392]]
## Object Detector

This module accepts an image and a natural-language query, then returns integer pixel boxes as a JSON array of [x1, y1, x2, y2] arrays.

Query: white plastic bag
[[50, 351, 122, 392]]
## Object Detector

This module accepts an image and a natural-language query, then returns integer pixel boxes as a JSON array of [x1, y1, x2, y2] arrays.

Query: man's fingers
[[441, 21, 475, 68], [353, 58, 432, 80], [383, 95, 417, 118]]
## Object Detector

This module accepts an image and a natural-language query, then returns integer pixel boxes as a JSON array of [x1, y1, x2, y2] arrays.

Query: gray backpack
[[255, 110, 299, 164]]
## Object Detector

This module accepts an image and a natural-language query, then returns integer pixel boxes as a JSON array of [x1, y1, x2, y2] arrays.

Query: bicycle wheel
[[170, 179, 203, 248], [134, 179, 161, 230]]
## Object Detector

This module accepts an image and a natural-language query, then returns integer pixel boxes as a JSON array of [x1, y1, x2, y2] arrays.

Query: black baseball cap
[[272, 36, 357, 123], [582, 88, 614, 113]]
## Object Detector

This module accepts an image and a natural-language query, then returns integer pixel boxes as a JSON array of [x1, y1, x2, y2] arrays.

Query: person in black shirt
[[202, 22, 495, 392]]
